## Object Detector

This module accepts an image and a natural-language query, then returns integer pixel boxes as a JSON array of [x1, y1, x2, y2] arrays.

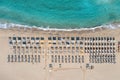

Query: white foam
[[0, 22, 119, 31]]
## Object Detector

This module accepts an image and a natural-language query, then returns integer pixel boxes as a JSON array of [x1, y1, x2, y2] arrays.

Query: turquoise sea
[[0, 0, 120, 29]]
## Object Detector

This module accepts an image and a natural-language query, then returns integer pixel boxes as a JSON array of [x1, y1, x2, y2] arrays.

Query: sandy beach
[[0, 26, 120, 80]]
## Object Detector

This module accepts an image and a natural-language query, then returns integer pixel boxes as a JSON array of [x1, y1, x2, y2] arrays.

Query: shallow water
[[0, 0, 120, 29]]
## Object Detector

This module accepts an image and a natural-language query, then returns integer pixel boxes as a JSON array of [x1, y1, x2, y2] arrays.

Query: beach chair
[[72, 56, 74, 63], [17, 37, 21, 46], [7, 55, 10, 62], [9, 37, 13, 46], [26, 46, 29, 53], [51, 55, 54, 63], [21, 55, 24, 62], [48, 64, 52, 68], [35, 55, 37, 63], [38, 55, 40, 63], [14, 55, 17, 62], [38, 47, 41, 54], [18, 55, 20, 62], [65, 55, 67, 63], [31, 55, 34, 63], [67, 55, 70, 63], [34, 47, 37, 53], [61, 56, 64, 63], [25, 55, 27, 62], [28, 55, 30, 63], [13, 46, 16, 54], [11, 55, 13, 62], [55, 55, 57, 63]]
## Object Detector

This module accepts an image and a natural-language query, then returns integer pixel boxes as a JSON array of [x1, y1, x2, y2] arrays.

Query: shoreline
[[0, 22, 120, 31]]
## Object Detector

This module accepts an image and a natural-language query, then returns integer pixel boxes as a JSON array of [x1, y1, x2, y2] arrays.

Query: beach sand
[[0, 26, 120, 80]]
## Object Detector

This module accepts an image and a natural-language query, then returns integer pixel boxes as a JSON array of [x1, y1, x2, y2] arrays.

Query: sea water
[[0, 0, 120, 29]]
